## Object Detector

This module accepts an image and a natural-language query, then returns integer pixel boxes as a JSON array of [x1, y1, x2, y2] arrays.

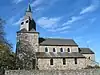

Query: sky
[[0, 0, 100, 62]]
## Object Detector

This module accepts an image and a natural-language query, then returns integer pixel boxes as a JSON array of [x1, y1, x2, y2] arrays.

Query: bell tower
[[16, 3, 39, 70], [20, 4, 36, 31]]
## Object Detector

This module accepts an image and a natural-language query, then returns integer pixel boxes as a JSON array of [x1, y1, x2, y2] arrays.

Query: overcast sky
[[0, 0, 100, 62]]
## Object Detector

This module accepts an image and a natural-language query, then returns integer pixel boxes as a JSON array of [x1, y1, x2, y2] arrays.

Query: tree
[[0, 43, 15, 69], [0, 18, 15, 75], [0, 18, 5, 43]]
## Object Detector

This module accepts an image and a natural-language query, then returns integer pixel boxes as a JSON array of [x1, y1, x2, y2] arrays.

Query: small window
[[45, 47, 48, 52], [53, 48, 56, 52], [88, 57, 91, 59], [26, 20, 28, 23], [63, 58, 66, 65], [74, 58, 77, 64], [32, 59, 36, 69], [50, 59, 53, 65], [25, 36, 28, 39], [21, 22, 24, 25], [68, 48, 70, 52], [60, 48, 63, 52]]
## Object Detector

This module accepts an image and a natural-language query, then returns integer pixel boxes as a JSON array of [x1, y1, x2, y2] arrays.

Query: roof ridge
[[80, 48, 90, 49], [41, 37, 73, 40]]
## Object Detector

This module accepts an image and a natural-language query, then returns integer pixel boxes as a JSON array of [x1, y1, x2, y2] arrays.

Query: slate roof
[[36, 52, 85, 58], [17, 28, 39, 33], [26, 4, 32, 12], [17, 28, 27, 33], [39, 38, 78, 46], [79, 48, 94, 54]]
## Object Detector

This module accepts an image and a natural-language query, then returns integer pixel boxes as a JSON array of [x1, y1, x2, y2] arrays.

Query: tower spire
[[26, 0, 31, 12], [20, 0, 36, 31]]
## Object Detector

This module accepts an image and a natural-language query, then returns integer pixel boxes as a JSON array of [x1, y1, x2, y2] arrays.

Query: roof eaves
[[39, 44, 78, 46]]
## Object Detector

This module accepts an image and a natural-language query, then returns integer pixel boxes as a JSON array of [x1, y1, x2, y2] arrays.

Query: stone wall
[[82, 54, 95, 61], [82, 54, 96, 66], [37, 58, 86, 70], [5, 69, 100, 75], [39, 46, 78, 52], [16, 32, 39, 69], [17, 32, 39, 52]]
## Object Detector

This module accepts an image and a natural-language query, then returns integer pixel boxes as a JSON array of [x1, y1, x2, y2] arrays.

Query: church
[[16, 4, 97, 70]]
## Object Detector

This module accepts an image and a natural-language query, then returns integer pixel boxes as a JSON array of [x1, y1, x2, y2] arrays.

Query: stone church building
[[16, 4, 97, 70]]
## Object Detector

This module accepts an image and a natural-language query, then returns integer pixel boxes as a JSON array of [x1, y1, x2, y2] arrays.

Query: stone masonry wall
[[16, 32, 39, 69], [82, 54, 96, 66], [82, 54, 95, 61], [17, 32, 39, 52], [37, 58, 86, 70], [5, 69, 100, 75]]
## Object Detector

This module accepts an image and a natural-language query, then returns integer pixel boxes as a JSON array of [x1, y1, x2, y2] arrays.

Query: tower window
[[45, 47, 48, 52], [50, 59, 53, 65], [53, 48, 56, 52], [21, 22, 24, 25], [60, 48, 63, 52], [68, 48, 70, 52], [63, 58, 66, 65], [26, 20, 29, 23], [74, 58, 77, 64]]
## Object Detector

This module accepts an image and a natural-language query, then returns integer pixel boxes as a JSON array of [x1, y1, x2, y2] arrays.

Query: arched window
[[88, 57, 91, 59], [60, 48, 63, 52], [45, 47, 48, 52], [68, 48, 70, 52], [26, 20, 29, 23], [53, 48, 56, 52], [21, 22, 24, 25]]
